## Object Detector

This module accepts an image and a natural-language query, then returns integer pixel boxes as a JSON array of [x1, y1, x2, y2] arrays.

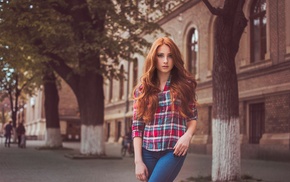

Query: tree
[[0, 1, 64, 148], [0, 50, 40, 141], [0, 0, 179, 155], [0, 4, 45, 130], [0, 45, 63, 148], [43, 65, 62, 148], [0, 54, 38, 127], [0, 28, 62, 147], [202, 0, 247, 181]]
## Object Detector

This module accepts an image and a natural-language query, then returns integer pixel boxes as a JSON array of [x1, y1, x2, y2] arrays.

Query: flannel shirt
[[132, 76, 198, 152]]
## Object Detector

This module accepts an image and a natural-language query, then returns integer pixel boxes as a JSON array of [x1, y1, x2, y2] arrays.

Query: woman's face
[[156, 44, 174, 76]]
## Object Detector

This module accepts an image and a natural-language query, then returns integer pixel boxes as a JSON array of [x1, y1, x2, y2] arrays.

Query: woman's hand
[[174, 120, 196, 156], [135, 161, 148, 181], [173, 132, 192, 156]]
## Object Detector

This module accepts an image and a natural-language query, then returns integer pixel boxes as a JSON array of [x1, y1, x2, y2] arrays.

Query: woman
[[132, 37, 198, 182]]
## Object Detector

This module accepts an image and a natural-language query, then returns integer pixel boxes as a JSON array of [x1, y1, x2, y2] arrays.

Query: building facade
[[104, 0, 290, 161]]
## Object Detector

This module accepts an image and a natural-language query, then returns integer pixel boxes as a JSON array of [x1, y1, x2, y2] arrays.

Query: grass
[[180, 175, 263, 182]]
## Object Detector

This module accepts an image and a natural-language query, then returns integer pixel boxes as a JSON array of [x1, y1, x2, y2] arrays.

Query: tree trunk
[[47, 55, 105, 155], [43, 68, 62, 148], [77, 72, 105, 155], [8, 76, 20, 142], [202, 0, 248, 181], [45, 0, 107, 155], [212, 25, 241, 181]]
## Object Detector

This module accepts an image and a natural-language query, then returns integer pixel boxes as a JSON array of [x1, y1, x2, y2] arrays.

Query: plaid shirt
[[132, 77, 198, 151]]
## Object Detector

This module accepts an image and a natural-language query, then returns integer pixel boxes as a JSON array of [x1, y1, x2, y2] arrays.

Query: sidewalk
[[1, 139, 290, 182]]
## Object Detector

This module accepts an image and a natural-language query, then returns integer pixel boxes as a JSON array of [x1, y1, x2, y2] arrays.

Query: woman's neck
[[158, 72, 170, 82], [157, 73, 170, 91]]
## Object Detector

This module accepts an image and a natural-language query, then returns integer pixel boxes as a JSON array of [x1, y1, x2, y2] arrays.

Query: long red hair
[[133, 37, 197, 123]]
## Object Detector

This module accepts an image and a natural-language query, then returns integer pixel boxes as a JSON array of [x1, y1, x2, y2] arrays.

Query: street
[[1, 140, 290, 182]]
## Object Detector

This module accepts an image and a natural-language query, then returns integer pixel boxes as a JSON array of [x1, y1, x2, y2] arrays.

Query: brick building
[[104, 0, 290, 161]]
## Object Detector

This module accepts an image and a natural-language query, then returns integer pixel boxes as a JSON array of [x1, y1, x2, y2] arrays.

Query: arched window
[[187, 28, 198, 76], [133, 58, 138, 88], [250, 0, 267, 63], [119, 65, 124, 100], [109, 72, 113, 102]]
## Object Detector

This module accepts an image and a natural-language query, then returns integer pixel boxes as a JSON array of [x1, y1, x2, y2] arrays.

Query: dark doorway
[[249, 103, 265, 144]]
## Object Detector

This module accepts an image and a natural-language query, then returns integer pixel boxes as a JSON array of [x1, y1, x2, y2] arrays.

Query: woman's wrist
[[135, 159, 144, 164], [184, 131, 194, 139]]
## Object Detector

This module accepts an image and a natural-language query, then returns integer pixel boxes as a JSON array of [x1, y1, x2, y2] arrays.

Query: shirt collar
[[163, 75, 171, 91]]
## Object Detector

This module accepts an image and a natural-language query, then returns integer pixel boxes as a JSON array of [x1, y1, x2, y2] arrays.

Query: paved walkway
[[1, 139, 290, 182]]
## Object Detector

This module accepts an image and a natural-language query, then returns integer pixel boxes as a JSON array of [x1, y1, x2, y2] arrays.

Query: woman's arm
[[133, 137, 148, 181], [186, 119, 197, 137], [133, 137, 143, 163], [173, 119, 197, 156]]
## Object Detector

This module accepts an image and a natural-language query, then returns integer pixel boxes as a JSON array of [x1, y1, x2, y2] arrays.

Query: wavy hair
[[133, 37, 197, 124]]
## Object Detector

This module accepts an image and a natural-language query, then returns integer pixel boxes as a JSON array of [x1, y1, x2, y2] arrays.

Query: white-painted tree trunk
[[44, 128, 63, 147], [212, 117, 241, 181], [80, 125, 105, 155]]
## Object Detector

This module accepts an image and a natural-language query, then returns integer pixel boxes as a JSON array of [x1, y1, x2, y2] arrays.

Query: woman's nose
[[164, 57, 168, 63]]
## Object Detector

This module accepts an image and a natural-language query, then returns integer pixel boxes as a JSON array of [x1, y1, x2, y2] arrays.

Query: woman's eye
[[157, 54, 163, 57]]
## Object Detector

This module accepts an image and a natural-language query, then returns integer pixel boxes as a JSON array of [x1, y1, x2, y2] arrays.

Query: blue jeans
[[142, 148, 186, 182]]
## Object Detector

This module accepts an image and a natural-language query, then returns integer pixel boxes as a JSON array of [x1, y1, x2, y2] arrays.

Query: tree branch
[[202, 0, 225, 16], [33, 38, 79, 94], [8, 89, 13, 111], [18, 75, 36, 94], [232, 0, 248, 54], [44, 52, 79, 94]]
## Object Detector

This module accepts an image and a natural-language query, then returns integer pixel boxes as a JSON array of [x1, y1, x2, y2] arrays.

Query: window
[[250, 0, 267, 63], [106, 122, 111, 142], [119, 65, 124, 100], [109, 72, 113, 102], [187, 28, 198, 76], [133, 58, 138, 88], [116, 121, 122, 142]]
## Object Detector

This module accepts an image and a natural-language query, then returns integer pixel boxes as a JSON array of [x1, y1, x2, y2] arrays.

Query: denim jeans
[[142, 148, 186, 182]]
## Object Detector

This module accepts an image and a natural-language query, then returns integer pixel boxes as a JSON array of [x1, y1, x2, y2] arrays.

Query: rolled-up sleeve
[[131, 87, 145, 138], [132, 99, 145, 138], [187, 102, 198, 121]]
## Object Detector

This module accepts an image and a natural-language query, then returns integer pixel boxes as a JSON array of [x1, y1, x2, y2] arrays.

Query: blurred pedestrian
[[124, 127, 133, 155], [4, 121, 13, 147], [16, 122, 26, 148], [132, 37, 198, 182]]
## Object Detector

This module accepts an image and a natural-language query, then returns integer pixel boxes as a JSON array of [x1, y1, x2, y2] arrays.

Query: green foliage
[[0, 0, 48, 98], [0, 40, 44, 97], [0, 0, 183, 127], [0, 0, 180, 81]]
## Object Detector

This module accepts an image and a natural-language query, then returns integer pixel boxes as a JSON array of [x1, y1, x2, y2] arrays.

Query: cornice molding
[[157, 0, 201, 25]]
